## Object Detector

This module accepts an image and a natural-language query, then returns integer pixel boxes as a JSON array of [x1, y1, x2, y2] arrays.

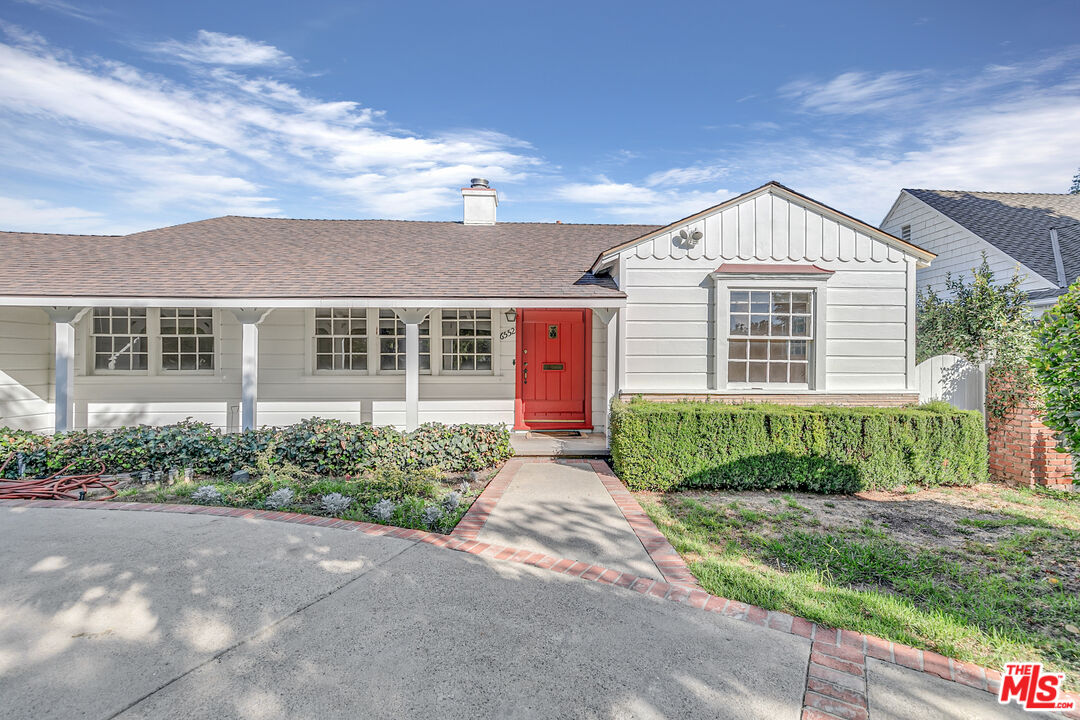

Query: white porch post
[[44, 307, 86, 433], [594, 308, 619, 439], [392, 308, 432, 432], [228, 309, 272, 431]]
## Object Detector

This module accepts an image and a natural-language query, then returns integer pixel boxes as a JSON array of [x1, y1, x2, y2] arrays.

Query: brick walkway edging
[[3, 489, 1078, 719]]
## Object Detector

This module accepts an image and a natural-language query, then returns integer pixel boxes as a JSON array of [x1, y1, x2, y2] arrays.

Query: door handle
[[522, 361, 528, 385]]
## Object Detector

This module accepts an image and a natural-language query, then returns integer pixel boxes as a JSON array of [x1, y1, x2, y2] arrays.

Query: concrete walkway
[[0, 500, 1068, 719], [474, 460, 663, 579]]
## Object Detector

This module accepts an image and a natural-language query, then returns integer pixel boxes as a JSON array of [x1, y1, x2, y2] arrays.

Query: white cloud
[[781, 70, 927, 114], [644, 164, 727, 187], [555, 180, 732, 223], [0, 27, 542, 225], [12, 0, 103, 23], [0, 195, 111, 233], [148, 30, 295, 68]]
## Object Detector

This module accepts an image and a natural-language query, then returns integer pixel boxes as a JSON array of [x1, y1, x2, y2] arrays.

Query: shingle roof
[[0, 217, 661, 300], [906, 189, 1080, 285]]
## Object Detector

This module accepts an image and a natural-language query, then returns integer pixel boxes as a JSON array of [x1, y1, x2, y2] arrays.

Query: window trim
[[84, 307, 222, 377], [438, 308, 496, 375], [712, 272, 828, 391], [157, 307, 218, 376], [308, 308, 374, 376]]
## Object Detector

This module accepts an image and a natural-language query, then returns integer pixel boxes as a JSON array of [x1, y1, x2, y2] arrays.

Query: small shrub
[[320, 492, 353, 515], [370, 498, 396, 522], [421, 504, 444, 528], [442, 491, 462, 513], [190, 485, 223, 505], [264, 487, 295, 510], [610, 399, 988, 493]]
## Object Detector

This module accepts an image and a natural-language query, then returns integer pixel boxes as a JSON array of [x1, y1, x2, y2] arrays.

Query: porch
[[19, 301, 623, 437]]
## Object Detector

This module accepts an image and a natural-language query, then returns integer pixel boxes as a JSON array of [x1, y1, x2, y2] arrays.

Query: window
[[378, 309, 429, 371], [92, 308, 148, 371], [727, 290, 812, 384], [159, 308, 215, 371], [441, 309, 493, 371], [314, 308, 367, 371], [901, 224, 911, 243]]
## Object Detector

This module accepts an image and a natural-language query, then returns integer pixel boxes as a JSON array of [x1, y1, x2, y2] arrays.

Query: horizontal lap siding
[[0, 307, 52, 431], [881, 193, 1056, 296], [620, 190, 914, 395]]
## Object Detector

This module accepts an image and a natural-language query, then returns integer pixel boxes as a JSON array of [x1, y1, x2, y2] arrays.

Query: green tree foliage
[[915, 256, 1036, 417], [1031, 278, 1080, 456], [1070, 168, 1080, 194]]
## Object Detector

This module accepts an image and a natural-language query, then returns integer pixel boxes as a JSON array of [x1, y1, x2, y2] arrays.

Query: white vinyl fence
[[915, 354, 986, 416]]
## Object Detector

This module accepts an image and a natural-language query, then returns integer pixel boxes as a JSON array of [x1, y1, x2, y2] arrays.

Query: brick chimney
[[462, 178, 497, 225]]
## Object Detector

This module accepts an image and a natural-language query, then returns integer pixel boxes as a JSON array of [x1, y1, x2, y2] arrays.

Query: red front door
[[515, 309, 591, 430]]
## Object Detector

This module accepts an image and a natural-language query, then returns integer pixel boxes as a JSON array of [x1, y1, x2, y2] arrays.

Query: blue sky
[[0, 0, 1078, 234]]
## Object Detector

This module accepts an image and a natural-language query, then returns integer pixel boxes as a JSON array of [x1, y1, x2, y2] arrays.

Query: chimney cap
[[470, 178, 490, 189]]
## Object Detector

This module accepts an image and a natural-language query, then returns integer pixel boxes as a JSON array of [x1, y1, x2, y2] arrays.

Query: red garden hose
[[0, 455, 115, 500]]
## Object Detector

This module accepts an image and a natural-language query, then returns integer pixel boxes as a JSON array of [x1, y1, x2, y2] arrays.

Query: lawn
[[109, 448, 497, 534], [637, 483, 1080, 690]]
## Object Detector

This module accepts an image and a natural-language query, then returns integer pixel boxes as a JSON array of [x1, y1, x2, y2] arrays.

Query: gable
[[595, 183, 934, 270]]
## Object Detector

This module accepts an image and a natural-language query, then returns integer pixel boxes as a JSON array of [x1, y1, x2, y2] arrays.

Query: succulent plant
[[442, 491, 462, 512], [421, 504, 444, 528], [370, 498, 396, 522], [190, 485, 222, 505], [320, 492, 353, 515], [458, 480, 471, 495], [264, 487, 295, 510]]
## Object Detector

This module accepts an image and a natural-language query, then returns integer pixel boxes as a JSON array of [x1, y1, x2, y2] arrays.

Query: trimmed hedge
[[609, 399, 988, 493], [0, 418, 513, 479]]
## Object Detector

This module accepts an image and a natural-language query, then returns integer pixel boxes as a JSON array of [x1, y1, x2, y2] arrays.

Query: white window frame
[[89, 307, 150, 375], [376, 309, 432, 375], [713, 273, 828, 391], [158, 307, 217, 375], [438, 309, 496, 375], [85, 308, 221, 377], [309, 308, 373, 375]]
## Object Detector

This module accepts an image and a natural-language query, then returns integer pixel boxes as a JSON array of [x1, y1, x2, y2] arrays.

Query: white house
[[880, 189, 1080, 311], [0, 181, 934, 438]]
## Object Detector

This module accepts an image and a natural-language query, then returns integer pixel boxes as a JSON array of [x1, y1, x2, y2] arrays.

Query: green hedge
[[0, 418, 513, 478], [609, 399, 988, 493]]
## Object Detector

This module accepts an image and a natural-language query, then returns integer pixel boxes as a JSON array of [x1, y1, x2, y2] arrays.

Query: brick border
[[587, 459, 700, 588], [449, 458, 523, 540], [3, 500, 1078, 718]]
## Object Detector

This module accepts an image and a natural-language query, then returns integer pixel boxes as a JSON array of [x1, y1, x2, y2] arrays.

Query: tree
[[1031, 279, 1080, 454], [1071, 168, 1080, 194], [915, 255, 1036, 417]]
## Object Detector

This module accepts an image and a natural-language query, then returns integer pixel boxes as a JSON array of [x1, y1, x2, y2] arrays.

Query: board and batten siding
[[615, 190, 918, 394], [881, 192, 1056, 297], [22, 307, 610, 432], [0, 307, 53, 431]]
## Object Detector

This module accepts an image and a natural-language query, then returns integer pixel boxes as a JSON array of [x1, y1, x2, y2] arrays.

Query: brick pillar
[[988, 406, 1074, 487]]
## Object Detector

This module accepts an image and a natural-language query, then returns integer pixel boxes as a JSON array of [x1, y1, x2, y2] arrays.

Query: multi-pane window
[[92, 308, 148, 371], [159, 308, 215, 371], [378, 310, 430, 371], [728, 290, 812, 384], [314, 308, 367, 371], [441, 309, 493, 371]]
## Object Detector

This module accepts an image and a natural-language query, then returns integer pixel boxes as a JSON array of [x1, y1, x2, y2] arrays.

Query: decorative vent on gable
[[901, 225, 911, 243]]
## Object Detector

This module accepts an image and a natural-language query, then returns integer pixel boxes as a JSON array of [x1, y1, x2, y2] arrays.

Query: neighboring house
[[880, 190, 1080, 311], [0, 181, 934, 437]]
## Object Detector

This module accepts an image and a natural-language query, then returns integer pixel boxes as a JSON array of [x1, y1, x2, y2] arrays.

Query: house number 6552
[[499, 327, 516, 340]]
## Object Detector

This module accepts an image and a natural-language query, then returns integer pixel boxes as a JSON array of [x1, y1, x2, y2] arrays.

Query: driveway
[[1, 507, 808, 720]]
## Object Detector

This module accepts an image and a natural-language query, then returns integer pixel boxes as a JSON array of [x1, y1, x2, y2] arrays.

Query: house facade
[[880, 189, 1080, 311], [0, 181, 933, 437]]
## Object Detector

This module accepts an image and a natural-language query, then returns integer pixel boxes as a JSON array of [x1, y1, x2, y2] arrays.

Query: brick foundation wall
[[619, 392, 920, 407], [988, 407, 1074, 486]]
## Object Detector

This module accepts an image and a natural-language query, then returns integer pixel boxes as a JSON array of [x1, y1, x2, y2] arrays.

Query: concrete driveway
[[1, 506, 809, 720]]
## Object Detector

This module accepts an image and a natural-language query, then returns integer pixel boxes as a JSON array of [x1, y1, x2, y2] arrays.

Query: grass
[[638, 484, 1080, 690]]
